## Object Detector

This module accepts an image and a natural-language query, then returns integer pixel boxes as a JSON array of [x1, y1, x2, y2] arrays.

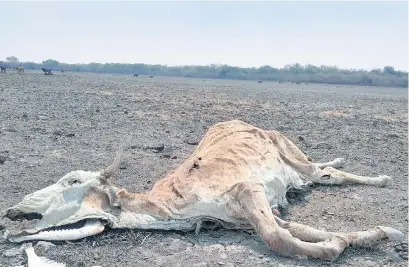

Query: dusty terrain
[[0, 71, 407, 267]]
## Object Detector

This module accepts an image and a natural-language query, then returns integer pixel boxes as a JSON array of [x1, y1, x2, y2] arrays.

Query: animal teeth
[[7, 219, 105, 242]]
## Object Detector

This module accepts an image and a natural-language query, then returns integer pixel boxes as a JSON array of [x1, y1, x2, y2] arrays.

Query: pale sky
[[1, 1, 408, 71]]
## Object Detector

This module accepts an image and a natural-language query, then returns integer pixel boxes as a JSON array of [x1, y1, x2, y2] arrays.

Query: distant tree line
[[1, 57, 407, 88]]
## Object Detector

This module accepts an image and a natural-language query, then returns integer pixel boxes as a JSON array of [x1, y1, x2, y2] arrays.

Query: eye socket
[[321, 174, 331, 180], [70, 179, 80, 185]]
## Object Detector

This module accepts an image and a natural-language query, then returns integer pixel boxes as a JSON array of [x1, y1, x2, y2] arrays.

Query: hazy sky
[[1, 1, 408, 71]]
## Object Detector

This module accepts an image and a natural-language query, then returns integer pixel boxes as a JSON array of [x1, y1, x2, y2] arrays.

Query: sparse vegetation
[[1, 57, 407, 88]]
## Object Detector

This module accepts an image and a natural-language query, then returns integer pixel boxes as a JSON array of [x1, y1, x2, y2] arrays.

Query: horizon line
[[2, 58, 407, 73]]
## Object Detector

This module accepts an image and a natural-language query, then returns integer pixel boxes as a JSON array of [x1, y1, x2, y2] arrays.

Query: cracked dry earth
[[0, 71, 408, 267]]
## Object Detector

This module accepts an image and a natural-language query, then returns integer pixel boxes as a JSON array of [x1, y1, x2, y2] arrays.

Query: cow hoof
[[375, 175, 393, 187], [333, 158, 346, 168], [377, 226, 404, 242], [318, 236, 346, 261]]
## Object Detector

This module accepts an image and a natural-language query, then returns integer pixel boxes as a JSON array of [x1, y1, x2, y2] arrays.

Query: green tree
[[3, 56, 408, 87], [42, 59, 60, 69], [26, 62, 37, 70], [383, 66, 395, 75], [6, 56, 19, 67]]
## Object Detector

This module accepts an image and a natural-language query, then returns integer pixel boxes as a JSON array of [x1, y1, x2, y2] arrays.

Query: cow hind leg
[[274, 216, 403, 247], [226, 182, 349, 261], [317, 166, 392, 187], [314, 158, 346, 169]]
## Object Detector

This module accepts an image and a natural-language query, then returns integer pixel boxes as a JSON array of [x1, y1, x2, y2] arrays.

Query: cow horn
[[101, 146, 123, 179]]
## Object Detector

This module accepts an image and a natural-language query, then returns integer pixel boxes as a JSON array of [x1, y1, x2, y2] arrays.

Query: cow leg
[[274, 216, 403, 247], [226, 182, 348, 261], [316, 166, 392, 187], [314, 158, 346, 169]]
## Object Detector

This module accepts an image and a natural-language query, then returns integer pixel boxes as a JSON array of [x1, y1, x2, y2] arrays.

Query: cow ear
[[100, 147, 123, 180]]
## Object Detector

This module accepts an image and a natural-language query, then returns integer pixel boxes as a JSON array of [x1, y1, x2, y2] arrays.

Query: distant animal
[[14, 66, 24, 74], [295, 82, 301, 85], [258, 80, 263, 83], [61, 70, 65, 73], [150, 75, 154, 78], [0, 66, 5, 73], [278, 81, 283, 84], [134, 74, 139, 77], [41, 68, 53, 75]]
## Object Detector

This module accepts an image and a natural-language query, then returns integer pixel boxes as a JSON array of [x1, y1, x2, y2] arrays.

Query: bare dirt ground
[[0, 71, 407, 267]]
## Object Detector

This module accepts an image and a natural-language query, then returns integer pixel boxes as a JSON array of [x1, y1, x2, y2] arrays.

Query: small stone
[[145, 144, 165, 153], [65, 133, 75, 137], [119, 161, 127, 169], [0, 154, 8, 164], [185, 140, 199, 145], [387, 133, 399, 138], [312, 142, 332, 149], [53, 130, 63, 136], [171, 155, 177, 159], [35, 241, 55, 252]]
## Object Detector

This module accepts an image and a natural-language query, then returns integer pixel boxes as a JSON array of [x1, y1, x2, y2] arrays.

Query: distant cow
[[134, 74, 139, 77], [150, 75, 154, 78], [15, 67, 24, 74], [41, 68, 53, 75], [258, 80, 263, 83], [0, 66, 5, 73]]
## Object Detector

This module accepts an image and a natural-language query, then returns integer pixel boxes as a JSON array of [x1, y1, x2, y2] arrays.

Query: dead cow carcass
[[3, 120, 403, 261]]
